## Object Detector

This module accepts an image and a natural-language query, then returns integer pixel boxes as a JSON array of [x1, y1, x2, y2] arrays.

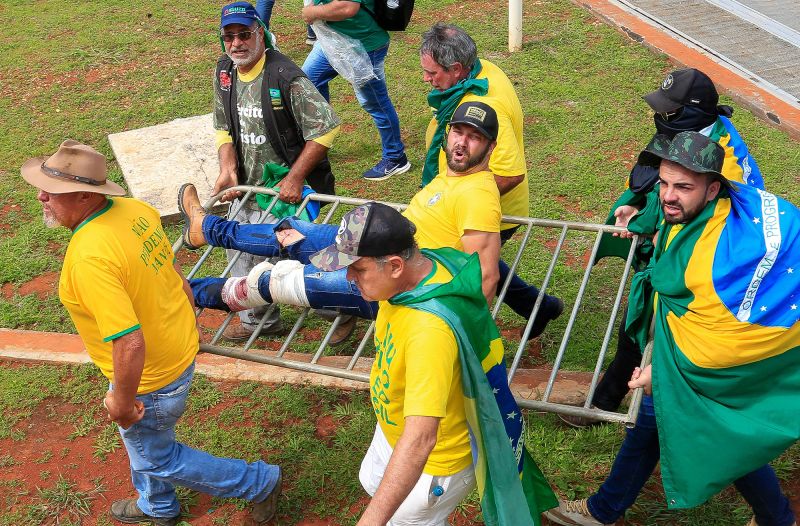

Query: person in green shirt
[[301, 0, 410, 181]]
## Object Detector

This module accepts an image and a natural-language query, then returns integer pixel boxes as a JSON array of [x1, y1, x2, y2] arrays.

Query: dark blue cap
[[221, 1, 260, 28]]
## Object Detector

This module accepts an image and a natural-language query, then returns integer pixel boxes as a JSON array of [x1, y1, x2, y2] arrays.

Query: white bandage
[[268, 260, 310, 307], [220, 261, 273, 311]]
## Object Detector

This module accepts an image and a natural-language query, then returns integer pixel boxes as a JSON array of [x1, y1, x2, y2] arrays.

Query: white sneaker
[[543, 499, 610, 526]]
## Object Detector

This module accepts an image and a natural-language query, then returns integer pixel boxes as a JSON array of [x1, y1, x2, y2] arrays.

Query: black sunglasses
[[221, 29, 257, 43]]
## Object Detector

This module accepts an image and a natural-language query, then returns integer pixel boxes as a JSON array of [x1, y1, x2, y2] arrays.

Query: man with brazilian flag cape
[[309, 202, 557, 525], [547, 131, 798, 526]]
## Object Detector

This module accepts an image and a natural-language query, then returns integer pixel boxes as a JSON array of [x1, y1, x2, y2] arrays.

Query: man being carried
[[184, 101, 505, 319], [420, 22, 563, 336], [212, 1, 341, 341], [545, 132, 799, 526], [307, 202, 557, 524], [22, 141, 281, 526]]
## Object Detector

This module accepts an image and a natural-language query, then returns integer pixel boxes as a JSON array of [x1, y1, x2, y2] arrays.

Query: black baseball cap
[[643, 68, 719, 114], [309, 202, 417, 271], [449, 101, 499, 141]]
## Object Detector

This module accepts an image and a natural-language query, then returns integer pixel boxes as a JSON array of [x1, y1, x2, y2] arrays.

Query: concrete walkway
[[0, 329, 594, 405], [577, 0, 800, 138]]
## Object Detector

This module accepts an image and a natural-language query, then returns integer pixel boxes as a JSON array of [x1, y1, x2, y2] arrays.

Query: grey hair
[[373, 242, 420, 268], [420, 23, 477, 71]]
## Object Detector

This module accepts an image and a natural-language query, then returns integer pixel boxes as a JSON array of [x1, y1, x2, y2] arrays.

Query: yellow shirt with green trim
[[371, 261, 472, 475], [403, 169, 501, 252], [58, 197, 198, 394], [425, 59, 528, 230]]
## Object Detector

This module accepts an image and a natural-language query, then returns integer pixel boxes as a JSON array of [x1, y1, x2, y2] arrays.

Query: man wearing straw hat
[[22, 140, 282, 525]]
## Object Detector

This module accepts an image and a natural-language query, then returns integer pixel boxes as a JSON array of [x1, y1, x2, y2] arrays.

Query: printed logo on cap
[[662, 74, 674, 90], [224, 6, 248, 15], [464, 106, 487, 122]]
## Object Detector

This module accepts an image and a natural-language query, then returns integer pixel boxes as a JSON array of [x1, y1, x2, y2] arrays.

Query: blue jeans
[[587, 396, 795, 526], [255, 0, 274, 28], [117, 363, 280, 518], [193, 216, 378, 318], [194, 215, 560, 322], [302, 42, 405, 160]]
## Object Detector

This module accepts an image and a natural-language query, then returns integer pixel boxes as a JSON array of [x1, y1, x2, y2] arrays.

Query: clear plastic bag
[[306, 2, 377, 87]]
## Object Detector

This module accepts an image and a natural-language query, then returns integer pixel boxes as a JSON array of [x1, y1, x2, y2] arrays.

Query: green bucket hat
[[644, 131, 726, 179]]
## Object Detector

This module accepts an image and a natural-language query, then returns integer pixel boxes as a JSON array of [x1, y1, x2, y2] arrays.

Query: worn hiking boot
[[222, 320, 285, 342], [557, 406, 601, 429], [177, 183, 207, 250], [522, 297, 565, 340], [543, 498, 610, 526], [329, 315, 357, 346], [252, 471, 282, 523], [110, 498, 179, 526]]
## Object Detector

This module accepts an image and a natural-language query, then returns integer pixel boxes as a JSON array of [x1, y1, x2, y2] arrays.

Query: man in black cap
[[308, 202, 557, 525], [565, 67, 764, 426], [183, 101, 511, 321]]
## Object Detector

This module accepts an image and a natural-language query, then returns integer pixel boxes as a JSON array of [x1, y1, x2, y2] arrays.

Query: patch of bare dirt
[[11, 271, 60, 300]]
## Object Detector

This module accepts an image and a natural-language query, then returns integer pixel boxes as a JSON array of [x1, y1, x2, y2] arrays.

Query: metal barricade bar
[[174, 186, 646, 426]]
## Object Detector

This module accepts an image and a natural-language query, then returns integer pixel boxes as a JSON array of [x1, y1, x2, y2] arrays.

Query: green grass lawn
[[1, 0, 798, 524]]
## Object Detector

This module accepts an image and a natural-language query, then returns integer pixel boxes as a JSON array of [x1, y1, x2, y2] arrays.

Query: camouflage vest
[[215, 50, 335, 196]]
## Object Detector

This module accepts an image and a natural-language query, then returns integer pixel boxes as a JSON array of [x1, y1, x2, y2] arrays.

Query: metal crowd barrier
[[172, 186, 648, 427]]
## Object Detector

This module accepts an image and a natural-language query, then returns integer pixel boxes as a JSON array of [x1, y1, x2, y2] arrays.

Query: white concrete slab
[[108, 114, 220, 219]]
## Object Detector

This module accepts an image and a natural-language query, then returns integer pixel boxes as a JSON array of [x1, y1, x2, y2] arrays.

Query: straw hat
[[21, 140, 125, 195]]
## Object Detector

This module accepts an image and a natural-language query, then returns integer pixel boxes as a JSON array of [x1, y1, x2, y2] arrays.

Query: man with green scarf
[[309, 202, 556, 526], [420, 22, 563, 337]]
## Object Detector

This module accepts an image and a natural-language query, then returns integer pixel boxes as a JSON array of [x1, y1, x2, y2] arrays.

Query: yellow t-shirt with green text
[[426, 59, 528, 230], [403, 169, 500, 251], [370, 261, 472, 475], [59, 198, 198, 394]]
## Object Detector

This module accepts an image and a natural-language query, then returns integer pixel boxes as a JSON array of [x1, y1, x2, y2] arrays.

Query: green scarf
[[421, 60, 489, 186], [391, 248, 556, 525], [255, 162, 314, 221]]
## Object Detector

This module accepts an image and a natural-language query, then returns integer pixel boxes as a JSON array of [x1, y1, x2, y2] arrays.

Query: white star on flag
[[492, 388, 499, 395], [753, 217, 761, 224], [789, 268, 795, 274], [791, 305, 797, 311], [760, 306, 767, 312], [506, 411, 518, 420]]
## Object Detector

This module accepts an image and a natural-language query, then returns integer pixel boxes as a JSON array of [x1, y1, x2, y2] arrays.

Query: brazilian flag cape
[[390, 247, 557, 525], [625, 182, 800, 508], [595, 116, 764, 264]]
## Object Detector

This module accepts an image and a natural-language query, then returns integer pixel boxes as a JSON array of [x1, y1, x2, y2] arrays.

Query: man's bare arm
[[494, 174, 524, 196], [302, 0, 360, 24], [275, 141, 329, 203], [105, 329, 146, 429], [356, 416, 439, 526], [214, 142, 241, 203], [461, 230, 501, 305]]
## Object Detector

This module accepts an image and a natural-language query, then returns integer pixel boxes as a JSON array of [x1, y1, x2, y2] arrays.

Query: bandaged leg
[[267, 260, 311, 307], [221, 261, 274, 312]]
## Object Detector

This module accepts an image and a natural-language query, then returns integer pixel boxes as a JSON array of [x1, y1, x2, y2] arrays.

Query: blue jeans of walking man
[[302, 42, 405, 163], [117, 362, 281, 518], [584, 396, 795, 526]]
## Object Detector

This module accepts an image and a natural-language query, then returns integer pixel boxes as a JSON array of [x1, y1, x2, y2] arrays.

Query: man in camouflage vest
[[211, 1, 342, 342]]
